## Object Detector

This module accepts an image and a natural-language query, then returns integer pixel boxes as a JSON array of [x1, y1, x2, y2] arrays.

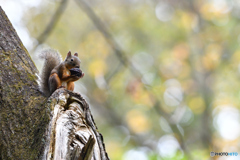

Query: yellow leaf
[[188, 97, 205, 114], [202, 44, 221, 70], [126, 109, 150, 133], [88, 59, 107, 76]]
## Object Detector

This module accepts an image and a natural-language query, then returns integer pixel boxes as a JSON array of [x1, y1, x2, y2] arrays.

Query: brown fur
[[39, 49, 83, 97]]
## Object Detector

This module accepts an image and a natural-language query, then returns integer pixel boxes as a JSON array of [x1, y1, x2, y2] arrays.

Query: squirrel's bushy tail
[[39, 49, 62, 96]]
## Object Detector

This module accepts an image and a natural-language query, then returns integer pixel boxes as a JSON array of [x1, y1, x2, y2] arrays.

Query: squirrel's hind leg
[[49, 73, 62, 95], [67, 81, 74, 91]]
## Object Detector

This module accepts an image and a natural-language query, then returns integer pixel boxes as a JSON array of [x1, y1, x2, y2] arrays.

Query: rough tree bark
[[0, 7, 109, 160]]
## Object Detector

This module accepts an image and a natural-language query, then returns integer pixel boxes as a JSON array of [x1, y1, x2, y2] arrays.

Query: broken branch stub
[[42, 89, 109, 160]]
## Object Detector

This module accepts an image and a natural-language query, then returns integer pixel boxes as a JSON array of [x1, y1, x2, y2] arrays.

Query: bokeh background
[[1, 0, 240, 159]]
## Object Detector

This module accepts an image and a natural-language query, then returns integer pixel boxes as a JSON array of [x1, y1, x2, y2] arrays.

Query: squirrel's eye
[[71, 59, 73, 61]]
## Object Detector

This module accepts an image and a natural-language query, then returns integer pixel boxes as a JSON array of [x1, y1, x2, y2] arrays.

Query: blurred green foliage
[[5, 0, 240, 159]]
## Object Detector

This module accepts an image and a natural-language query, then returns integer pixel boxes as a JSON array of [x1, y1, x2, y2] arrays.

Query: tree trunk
[[0, 7, 109, 160]]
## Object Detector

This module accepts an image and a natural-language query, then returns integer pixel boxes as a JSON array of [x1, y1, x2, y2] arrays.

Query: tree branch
[[33, 0, 68, 50]]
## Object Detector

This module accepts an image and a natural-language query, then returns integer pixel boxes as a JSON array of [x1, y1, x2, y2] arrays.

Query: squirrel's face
[[65, 51, 81, 69]]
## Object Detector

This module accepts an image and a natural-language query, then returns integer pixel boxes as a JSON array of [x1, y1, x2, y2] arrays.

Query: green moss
[[26, 67, 36, 78]]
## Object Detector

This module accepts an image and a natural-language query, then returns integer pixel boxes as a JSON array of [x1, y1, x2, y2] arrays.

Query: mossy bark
[[0, 7, 109, 160], [0, 6, 49, 159]]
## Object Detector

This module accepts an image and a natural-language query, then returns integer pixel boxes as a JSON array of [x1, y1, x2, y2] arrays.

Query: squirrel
[[39, 49, 84, 97]]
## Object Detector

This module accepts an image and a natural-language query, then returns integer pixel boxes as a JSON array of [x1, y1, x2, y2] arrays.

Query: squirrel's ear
[[74, 53, 78, 57], [67, 51, 71, 57]]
